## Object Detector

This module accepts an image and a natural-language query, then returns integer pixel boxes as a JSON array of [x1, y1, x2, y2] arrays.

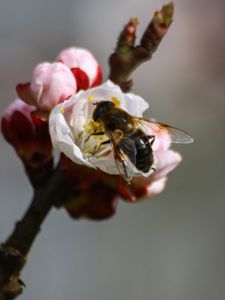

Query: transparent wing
[[139, 118, 194, 144], [107, 130, 137, 182], [119, 137, 137, 166]]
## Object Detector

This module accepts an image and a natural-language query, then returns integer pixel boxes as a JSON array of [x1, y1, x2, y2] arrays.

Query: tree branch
[[0, 170, 66, 300], [109, 2, 174, 92]]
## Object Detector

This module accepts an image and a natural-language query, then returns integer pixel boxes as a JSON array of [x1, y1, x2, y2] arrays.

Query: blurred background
[[0, 0, 225, 299]]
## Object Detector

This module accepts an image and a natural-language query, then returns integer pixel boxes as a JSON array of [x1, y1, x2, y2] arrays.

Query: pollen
[[83, 148, 93, 153], [88, 95, 94, 102], [111, 97, 120, 107], [95, 142, 101, 149], [60, 107, 64, 114], [83, 118, 103, 134]]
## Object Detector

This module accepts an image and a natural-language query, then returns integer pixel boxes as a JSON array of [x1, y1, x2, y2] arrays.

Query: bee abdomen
[[129, 130, 153, 173]]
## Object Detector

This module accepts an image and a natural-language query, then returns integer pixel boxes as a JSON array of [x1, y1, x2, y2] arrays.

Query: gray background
[[0, 0, 225, 299]]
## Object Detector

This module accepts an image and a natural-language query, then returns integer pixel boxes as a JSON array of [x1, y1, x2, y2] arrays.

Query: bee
[[91, 100, 193, 182]]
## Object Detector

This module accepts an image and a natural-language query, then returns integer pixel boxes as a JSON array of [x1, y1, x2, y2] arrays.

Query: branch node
[[109, 2, 174, 92]]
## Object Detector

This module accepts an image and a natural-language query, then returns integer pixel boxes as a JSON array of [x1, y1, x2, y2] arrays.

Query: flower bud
[[1, 99, 52, 170], [16, 62, 77, 113], [57, 47, 102, 89]]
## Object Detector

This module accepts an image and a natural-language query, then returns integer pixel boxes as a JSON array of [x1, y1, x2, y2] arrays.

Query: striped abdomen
[[120, 129, 154, 173]]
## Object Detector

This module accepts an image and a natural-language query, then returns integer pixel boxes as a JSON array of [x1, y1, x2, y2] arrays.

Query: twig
[[0, 171, 66, 300], [109, 2, 174, 92]]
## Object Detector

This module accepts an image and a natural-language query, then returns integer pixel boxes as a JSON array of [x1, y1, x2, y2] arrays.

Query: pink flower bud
[[1, 99, 52, 169], [57, 47, 102, 89], [16, 62, 77, 113]]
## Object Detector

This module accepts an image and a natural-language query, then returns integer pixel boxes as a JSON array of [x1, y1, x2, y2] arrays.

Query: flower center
[[83, 118, 102, 135], [79, 95, 121, 160], [82, 118, 109, 159]]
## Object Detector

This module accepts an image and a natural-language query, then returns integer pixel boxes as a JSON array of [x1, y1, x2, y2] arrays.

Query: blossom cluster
[[1, 46, 182, 220], [16, 47, 102, 114]]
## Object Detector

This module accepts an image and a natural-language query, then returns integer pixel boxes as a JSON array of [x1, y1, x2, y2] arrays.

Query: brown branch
[[0, 170, 66, 300], [109, 2, 174, 92]]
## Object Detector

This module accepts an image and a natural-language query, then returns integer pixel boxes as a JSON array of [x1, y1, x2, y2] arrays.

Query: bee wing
[[119, 137, 137, 165], [139, 118, 194, 144], [107, 130, 137, 182]]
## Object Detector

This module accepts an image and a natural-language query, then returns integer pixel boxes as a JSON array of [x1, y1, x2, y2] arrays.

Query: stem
[[0, 171, 65, 300], [109, 2, 174, 92]]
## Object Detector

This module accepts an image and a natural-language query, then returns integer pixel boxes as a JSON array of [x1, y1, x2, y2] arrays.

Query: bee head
[[93, 101, 115, 122]]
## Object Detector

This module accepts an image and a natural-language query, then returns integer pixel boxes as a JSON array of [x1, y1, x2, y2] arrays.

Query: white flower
[[49, 80, 152, 176]]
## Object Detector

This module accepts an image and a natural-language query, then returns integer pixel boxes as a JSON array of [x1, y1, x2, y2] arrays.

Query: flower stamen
[[83, 118, 103, 134], [88, 95, 94, 102], [111, 97, 121, 107]]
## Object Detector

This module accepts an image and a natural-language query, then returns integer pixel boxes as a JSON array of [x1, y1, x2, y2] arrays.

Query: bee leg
[[147, 135, 155, 145], [84, 132, 105, 143], [92, 132, 105, 136], [93, 139, 110, 155], [99, 140, 110, 145]]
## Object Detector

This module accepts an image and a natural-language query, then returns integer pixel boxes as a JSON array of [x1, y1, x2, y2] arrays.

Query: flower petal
[[152, 149, 182, 181], [146, 177, 167, 197], [16, 83, 36, 106], [49, 103, 93, 168], [71, 67, 89, 91], [91, 65, 102, 87], [131, 150, 181, 194], [68, 80, 149, 131], [57, 47, 101, 86]]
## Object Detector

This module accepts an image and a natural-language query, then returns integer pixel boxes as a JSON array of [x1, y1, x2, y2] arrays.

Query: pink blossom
[[57, 47, 102, 89], [16, 62, 77, 113]]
